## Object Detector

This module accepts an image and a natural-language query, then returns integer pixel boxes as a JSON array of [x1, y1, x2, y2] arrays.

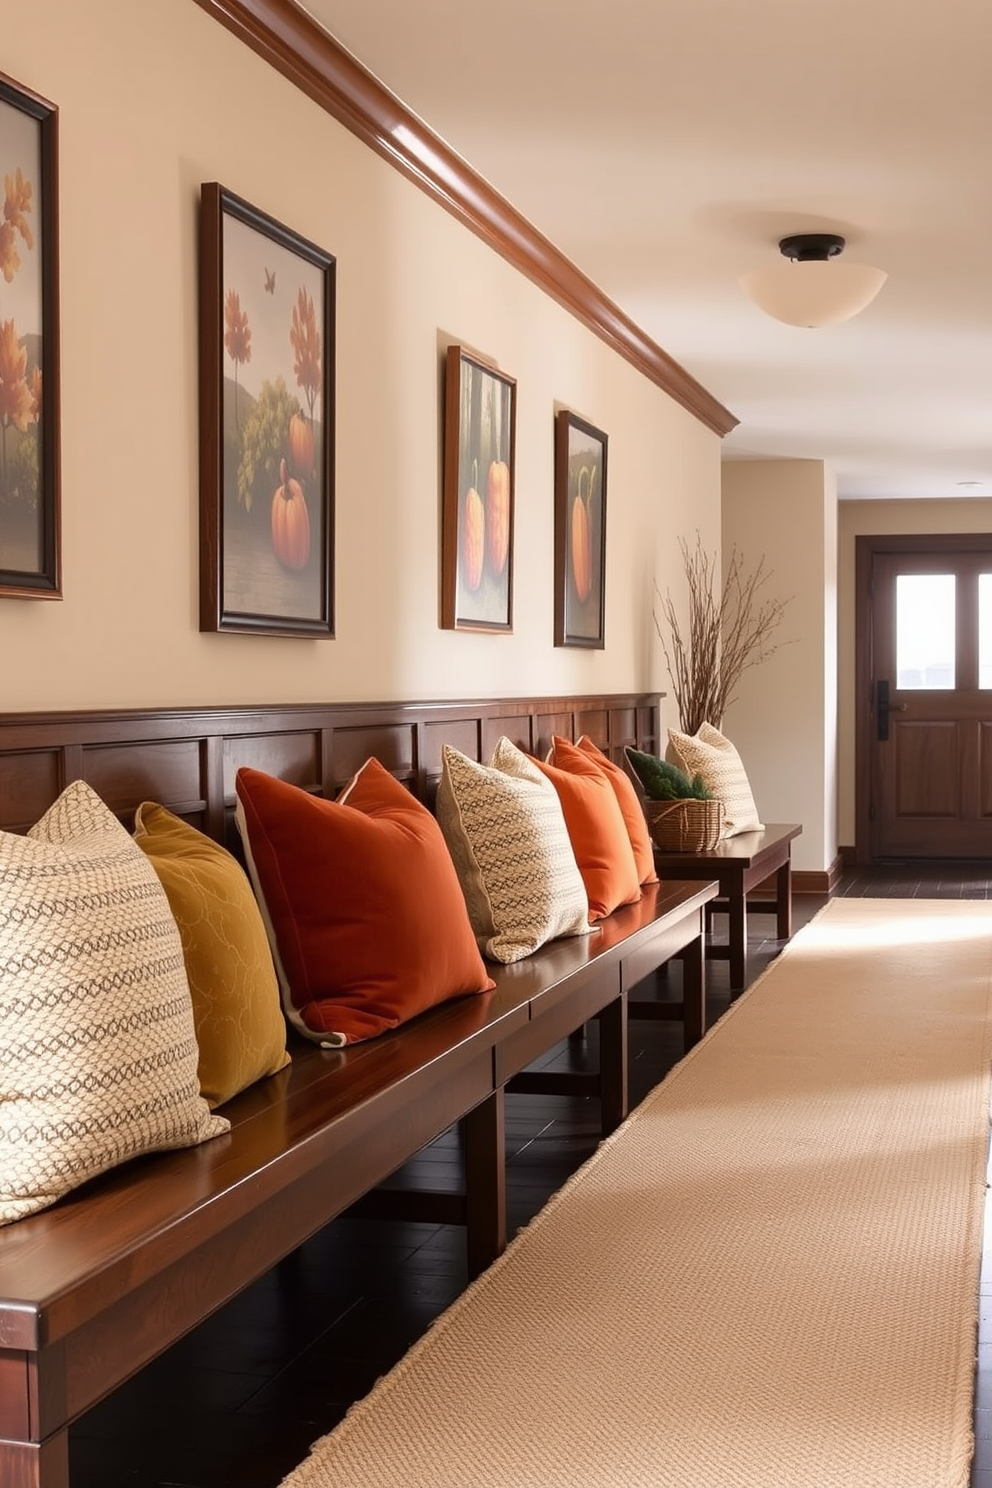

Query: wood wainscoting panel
[[83, 739, 207, 825], [0, 750, 63, 834], [532, 710, 575, 760], [328, 723, 419, 792], [222, 730, 322, 796], [0, 695, 663, 839], [479, 713, 533, 763]]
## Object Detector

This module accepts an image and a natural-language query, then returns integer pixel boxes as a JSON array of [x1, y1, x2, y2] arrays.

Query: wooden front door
[[856, 534, 992, 860]]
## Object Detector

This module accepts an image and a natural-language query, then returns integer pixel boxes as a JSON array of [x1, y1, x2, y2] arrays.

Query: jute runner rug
[[281, 898, 992, 1488]]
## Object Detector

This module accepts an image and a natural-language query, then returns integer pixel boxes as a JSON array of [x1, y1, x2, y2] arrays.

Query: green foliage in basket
[[624, 747, 712, 802]]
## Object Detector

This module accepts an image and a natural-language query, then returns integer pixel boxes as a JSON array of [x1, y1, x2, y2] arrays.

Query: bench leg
[[463, 1089, 506, 1281], [680, 933, 706, 1050], [776, 860, 793, 941], [596, 995, 629, 1136], [728, 888, 747, 993]]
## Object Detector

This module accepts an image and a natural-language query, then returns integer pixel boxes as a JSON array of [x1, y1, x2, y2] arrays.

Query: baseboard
[[749, 853, 843, 899], [792, 854, 844, 895]]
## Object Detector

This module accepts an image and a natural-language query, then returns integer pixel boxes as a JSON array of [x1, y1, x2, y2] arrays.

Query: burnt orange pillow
[[234, 760, 494, 1046], [529, 741, 641, 921], [570, 736, 658, 885]]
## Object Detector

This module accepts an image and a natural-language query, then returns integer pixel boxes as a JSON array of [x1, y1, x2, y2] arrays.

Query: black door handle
[[876, 679, 907, 742]]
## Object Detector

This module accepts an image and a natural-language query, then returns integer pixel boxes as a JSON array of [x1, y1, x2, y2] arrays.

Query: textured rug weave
[[281, 898, 992, 1488]]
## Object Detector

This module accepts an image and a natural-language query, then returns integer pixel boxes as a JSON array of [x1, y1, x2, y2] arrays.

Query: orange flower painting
[[0, 75, 58, 597], [0, 317, 32, 432], [223, 289, 251, 438], [199, 184, 335, 636]]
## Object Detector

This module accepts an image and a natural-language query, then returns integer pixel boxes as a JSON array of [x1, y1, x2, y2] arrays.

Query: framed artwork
[[199, 183, 335, 636], [0, 72, 60, 600], [442, 344, 515, 632], [554, 409, 607, 648]]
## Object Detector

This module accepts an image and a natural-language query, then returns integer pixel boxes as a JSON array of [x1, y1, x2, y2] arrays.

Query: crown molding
[[193, 0, 738, 437]]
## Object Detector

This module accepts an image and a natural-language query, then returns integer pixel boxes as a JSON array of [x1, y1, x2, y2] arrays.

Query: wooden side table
[[651, 823, 803, 991]]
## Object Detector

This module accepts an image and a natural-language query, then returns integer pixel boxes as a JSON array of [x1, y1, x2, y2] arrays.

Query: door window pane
[[896, 574, 955, 689], [980, 574, 992, 690]]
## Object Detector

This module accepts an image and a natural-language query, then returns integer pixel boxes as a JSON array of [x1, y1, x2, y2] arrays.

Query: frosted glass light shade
[[740, 259, 888, 327]]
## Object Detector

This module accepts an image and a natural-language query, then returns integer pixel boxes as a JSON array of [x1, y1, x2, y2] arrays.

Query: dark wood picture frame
[[199, 183, 335, 636], [442, 344, 515, 632], [0, 72, 60, 600], [554, 409, 607, 648]]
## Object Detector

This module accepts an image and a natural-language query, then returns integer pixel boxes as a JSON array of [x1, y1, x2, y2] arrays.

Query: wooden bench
[[651, 822, 803, 990], [0, 693, 717, 1488]]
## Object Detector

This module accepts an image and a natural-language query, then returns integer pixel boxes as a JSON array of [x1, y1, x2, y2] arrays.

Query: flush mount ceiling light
[[740, 233, 887, 328]]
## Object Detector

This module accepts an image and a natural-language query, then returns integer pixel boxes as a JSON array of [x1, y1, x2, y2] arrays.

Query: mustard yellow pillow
[[134, 802, 290, 1107]]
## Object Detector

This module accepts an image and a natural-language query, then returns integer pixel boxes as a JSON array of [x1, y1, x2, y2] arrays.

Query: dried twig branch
[[653, 533, 793, 735]]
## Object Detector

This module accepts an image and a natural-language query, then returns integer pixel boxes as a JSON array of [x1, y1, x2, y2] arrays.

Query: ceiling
[[299, 0, 991, 502]]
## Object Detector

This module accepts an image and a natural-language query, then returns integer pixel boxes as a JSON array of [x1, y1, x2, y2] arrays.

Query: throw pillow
[[495, 738, 641, 921], [436, 742, 591, 963], [0, 782, 229, 1227], [570, 736, 658, 885], [234, 760, 495, 1046], [133, 802, 291, 1109], [666, 722, 763, 837]]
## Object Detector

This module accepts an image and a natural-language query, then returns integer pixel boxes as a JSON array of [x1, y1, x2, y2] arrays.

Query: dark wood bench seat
[[0, 876, 715, 1488], [0, 692, 718, 1488]]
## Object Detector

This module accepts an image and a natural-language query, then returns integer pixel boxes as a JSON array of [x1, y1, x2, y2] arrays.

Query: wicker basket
[[644, 797, 723, 853]]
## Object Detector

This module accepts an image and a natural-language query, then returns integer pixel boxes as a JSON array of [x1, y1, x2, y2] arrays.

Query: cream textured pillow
[[437, 741, 591, 963], [0, 782, 229, 1226], [666, 722, 764, 838]]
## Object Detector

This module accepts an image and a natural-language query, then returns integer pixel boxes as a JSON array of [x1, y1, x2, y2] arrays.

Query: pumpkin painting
[[288, 412, 314, 478], [271, 457, 311, 570], [462, 482, 485, 592], [485, 459, 510, 576], [570, 464, 594, 603]]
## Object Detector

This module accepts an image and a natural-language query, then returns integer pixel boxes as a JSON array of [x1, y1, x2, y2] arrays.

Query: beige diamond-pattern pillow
[[0, 782, 229, 1226], [666, 722, 764, 838], [436, 740, 591, 963]]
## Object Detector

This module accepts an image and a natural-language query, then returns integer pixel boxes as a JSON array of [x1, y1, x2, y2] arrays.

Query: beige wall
[[836, 497, 992, 846], [1, 0, 720, 713], [721, 460, 838, 875]]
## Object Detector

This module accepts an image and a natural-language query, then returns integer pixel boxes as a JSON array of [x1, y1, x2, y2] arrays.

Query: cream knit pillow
[[0, 782, 229, 1226], [436, 740, 591, 963], [666, 722, 763, 838]]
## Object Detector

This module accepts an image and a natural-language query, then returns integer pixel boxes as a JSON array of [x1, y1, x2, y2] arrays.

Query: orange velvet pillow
[[530, 741, 641, 920], [570, 735, 658, 885], [234, 760, 494, 1046]]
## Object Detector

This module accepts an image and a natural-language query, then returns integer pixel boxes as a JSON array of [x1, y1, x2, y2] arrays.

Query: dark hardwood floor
[[70, 864, 992, 1488]]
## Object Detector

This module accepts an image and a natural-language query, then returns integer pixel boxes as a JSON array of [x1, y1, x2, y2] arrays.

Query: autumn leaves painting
[[0, 76, 58, 598], [442, 346, 516, 632], [199, 184, 334, 635]]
